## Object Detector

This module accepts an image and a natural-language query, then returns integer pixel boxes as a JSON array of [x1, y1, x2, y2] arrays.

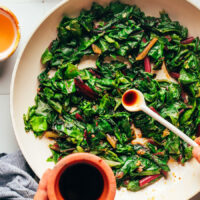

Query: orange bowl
[[0, 6, 20, 61]]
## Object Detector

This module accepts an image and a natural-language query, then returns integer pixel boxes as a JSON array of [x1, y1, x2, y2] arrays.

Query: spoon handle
[[141, 105, 198, 147]]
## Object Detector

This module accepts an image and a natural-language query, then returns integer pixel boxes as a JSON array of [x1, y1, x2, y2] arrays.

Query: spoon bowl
[[122, 89, 145, 112]]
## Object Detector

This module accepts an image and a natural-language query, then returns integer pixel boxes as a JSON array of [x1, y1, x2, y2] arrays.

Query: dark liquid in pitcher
[[59, 163, 104, 200]]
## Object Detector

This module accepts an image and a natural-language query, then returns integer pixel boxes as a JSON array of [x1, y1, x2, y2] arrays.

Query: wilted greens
[[24, 2, 200, 191]]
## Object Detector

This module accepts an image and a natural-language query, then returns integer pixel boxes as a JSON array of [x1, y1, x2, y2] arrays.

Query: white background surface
[[1, 0, 200, 199]]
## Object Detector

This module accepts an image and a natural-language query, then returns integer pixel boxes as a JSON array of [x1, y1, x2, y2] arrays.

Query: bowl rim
[[10, 0, 69, 178], [9, 0, 200, 199], [10, 0, 200, 179]]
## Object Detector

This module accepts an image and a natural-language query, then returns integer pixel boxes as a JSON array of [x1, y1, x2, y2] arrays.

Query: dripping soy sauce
[[59, 163, 104, 200]]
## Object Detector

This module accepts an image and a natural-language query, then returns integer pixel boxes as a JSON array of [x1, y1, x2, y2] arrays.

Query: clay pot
[[47, 153, 116, 200]]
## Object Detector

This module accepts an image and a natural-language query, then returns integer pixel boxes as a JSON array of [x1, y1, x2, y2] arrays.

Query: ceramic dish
[[10, 0, 200, 199]]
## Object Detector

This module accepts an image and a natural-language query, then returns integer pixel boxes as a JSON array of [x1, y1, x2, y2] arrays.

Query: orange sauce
[[0, 13, 15, 53]]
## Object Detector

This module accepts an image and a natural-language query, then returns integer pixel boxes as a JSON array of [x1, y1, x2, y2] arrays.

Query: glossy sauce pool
[[122, 90, 139, 106], [59, 163, 104, 200], [0, 10, 16, 53]]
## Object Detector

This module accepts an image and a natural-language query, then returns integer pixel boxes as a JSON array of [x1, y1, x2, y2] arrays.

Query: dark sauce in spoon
[[122, 90, 138, 106], [59, 163, 104, 200]]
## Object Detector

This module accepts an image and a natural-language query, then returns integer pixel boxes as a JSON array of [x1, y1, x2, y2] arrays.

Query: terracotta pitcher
[[47, 153, 116, 200]]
